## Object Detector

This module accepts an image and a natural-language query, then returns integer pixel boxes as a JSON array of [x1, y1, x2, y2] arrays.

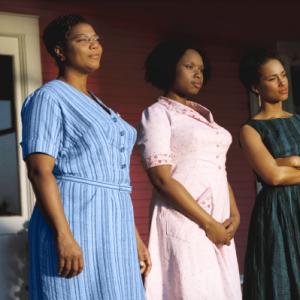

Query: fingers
[[61, 257, 72, 277], [58, 257, 65, 276], [140, 261, 146, 273], [223, 218, 232, 229], [144, 256, 152, 276], [140, 259, 152, 276], [78, 255, 84, 274], [225, 223, 234, 235], [58, 255, 84, 278], [68, 258, 78, 278], [224, 237, 231, 246]]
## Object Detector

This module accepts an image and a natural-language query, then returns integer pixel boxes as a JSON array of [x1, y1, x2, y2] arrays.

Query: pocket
[[196, 187, 213, 215]]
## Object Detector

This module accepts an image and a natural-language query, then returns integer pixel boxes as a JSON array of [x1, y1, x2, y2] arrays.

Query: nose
[[278, 78, 285, 86], [194, 70, 202, 79], [90, 40, 99, 49], [89, 37, 101, 50], [278, 74, 288, 86]]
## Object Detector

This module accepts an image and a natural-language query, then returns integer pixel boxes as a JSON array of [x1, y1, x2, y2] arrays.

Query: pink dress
[[137, 97, 242, 300]]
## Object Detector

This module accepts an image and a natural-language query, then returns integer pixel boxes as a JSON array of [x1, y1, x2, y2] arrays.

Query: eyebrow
[[70, 33, 98, 38], [264, 70, 286, 78], [183, 61, 204, 67]]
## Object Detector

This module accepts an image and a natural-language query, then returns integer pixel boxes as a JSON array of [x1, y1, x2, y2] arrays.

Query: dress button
[[216, 144, 220, 147], [216, 155, 220, 159], [120, 130, 125, 136], [218, 166, 222, 170], [121, 164, 126, 169], [120, 147, 125, 152], [112, 117, 118, 122]]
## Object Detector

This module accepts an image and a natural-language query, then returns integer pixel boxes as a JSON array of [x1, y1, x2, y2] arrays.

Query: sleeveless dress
[[243, 115, 300, 300], [21, 80, 145, 300], [137, 97, 242, 300]]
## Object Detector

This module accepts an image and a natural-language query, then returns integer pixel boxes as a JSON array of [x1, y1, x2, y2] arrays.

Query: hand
[[205, 219, 230, 246], [223, 214, 240, 241], [136, 238, 152, 277], [276, 156, 300, 168], [56, 232, 84, 278]]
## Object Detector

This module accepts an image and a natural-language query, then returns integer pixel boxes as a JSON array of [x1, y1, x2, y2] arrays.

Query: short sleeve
[[21, 89, 62, 160], [137, 104, 173, 169]]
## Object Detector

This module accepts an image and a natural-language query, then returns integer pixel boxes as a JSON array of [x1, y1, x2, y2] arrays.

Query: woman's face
[[255, 59, 288, 102], [61, 22, 103, 74], [170, 49, 204, 97]]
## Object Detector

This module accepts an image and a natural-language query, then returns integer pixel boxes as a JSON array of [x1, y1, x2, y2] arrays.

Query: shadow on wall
[[0, 221, 29, 300]]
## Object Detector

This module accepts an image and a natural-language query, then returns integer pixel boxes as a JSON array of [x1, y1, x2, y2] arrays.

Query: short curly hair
[[239, 48, 285, 94], [145, 40, 210, 91], [43, 14, 89, 66]]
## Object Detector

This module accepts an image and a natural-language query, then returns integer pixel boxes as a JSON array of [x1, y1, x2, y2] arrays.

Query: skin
[[240, 58, 300, 185], [147, 49, 240, 246], [26, 22, 151, 278]]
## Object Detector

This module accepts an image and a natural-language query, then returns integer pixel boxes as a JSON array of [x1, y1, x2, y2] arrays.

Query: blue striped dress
[[21, 79, 145, 300]]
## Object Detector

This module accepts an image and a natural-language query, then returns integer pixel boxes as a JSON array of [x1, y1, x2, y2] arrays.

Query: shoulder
[[142, 100, 171, 119], [22, 81, 62, 114], [143, 100, 168, 113], [25, 81, 61, 103], [240, 122, 262, 146]]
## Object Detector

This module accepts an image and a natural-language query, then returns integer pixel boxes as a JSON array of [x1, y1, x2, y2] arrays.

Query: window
[[0, 55, 21, 216]]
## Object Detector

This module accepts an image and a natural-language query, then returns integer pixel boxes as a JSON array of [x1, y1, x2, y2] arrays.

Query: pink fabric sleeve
[[137, 104, 173, 169]]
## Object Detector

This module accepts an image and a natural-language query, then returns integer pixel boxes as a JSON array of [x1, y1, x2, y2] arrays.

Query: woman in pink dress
[[137, 40, 242, 299]]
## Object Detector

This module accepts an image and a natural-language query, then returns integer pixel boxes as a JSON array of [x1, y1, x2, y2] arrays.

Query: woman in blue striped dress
[[21, 14, 150, 300]]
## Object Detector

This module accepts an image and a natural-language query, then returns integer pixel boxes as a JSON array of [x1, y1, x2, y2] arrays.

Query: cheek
[[177, 70, 192, 85], [260, 83, 275, 95]]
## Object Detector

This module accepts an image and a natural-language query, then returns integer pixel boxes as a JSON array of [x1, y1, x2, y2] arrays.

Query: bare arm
[[223, 183, 240, 241], [240, 125, 300, 186], [26, 153, 83, 278], [135, 227, 152, 277], [147, 165, 230, 245]]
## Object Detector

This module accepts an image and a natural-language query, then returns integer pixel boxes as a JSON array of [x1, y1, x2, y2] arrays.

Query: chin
[[86, 64, 100, 73], [280, 95, 289, 102], [189, 90, 200, 97]]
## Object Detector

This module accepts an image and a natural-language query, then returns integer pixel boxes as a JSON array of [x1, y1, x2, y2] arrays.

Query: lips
[[279, 89, 288, 94], [193, 82, 202, 89], [89, 54, 101, 59]]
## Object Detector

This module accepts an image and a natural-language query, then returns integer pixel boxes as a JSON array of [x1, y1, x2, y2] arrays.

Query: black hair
[[43, 14, 88, 67], [144, 40, 210, 91], [239, 48, 285, 94]]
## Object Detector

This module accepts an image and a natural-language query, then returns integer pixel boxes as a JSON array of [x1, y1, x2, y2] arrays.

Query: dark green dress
[[243, 115, 300, 300]]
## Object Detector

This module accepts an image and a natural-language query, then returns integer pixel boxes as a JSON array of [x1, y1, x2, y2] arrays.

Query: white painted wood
[[0, 12, 42, 300]]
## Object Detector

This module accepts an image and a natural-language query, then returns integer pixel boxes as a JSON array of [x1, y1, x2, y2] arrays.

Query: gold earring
[[257, 94, 261, 107]]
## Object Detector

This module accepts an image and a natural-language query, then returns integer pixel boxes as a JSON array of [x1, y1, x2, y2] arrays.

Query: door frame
[[0, 12, 42, 234]]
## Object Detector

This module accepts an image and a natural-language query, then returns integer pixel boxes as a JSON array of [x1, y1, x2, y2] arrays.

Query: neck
[[58, 68, 89, 95], [164, 91, 188, 105], [260, 101, 285, 118]]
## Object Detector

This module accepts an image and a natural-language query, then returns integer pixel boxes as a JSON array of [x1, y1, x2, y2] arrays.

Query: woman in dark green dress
[[239, 49, 300, 300]]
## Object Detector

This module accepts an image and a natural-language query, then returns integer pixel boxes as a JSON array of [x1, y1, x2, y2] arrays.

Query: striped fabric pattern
[[243, 115, 300, 300], [21, 80, 145, 300]]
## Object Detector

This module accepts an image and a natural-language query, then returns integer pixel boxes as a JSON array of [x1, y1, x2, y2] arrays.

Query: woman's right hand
[[205, 219, 230, 246], [56, 232, 84, 278]]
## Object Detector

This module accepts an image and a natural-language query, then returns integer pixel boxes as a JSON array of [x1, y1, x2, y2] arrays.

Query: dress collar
[[158, 96, 216, 127]]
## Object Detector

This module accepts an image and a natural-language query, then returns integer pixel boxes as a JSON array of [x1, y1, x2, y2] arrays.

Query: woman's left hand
[[276, 156, 300, 168], [137, 238, 152, 277], [223, 214, 240, 242]]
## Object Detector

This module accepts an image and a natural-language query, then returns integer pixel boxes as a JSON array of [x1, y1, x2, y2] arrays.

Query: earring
[[59, 54, 66, 62], [257, 94, 261, 107]]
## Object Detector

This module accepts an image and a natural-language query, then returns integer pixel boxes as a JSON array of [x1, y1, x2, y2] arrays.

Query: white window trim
[[0, 12, 42, 232]]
